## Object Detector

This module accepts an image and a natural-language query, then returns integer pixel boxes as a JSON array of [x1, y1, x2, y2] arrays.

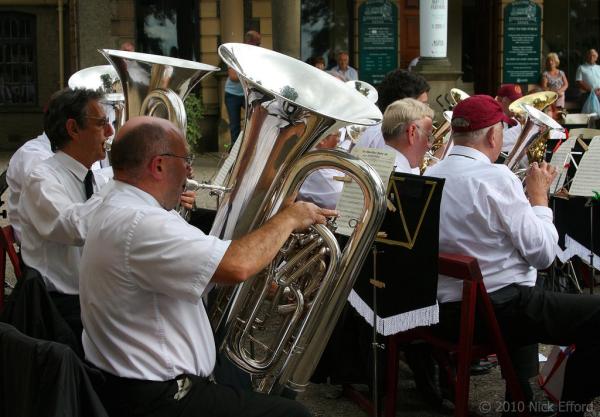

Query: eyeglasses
[[86, 115, 111, 128], [414, 124, 435, 144], [159, 153, 195, 166]]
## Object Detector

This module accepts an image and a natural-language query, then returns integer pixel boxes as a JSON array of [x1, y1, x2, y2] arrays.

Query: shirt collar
[[448, 145, 491, 164], [54, 151, 90, 182], [112, 180, 164, 209]]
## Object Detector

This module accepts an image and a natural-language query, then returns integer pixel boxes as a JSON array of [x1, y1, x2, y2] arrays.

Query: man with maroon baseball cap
[[428, 95, 600, 415]]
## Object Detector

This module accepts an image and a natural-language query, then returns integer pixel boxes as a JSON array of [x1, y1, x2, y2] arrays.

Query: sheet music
[[570, 137, 600, 197], [549, 138, 575, 194], [336, 147, 395, 236], [212, 135, 242, 186]]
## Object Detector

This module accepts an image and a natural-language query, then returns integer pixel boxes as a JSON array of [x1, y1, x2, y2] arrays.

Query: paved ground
[[2, 150, 599, 417]]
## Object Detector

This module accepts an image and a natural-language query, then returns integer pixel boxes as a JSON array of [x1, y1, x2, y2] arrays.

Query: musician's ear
[[149, 155, 164, 179]]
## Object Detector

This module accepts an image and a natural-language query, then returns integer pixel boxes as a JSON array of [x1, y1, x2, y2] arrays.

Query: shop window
[[135, 0, 198, 60], [0, 12, 36, 106], [301, 0, 352, 69]]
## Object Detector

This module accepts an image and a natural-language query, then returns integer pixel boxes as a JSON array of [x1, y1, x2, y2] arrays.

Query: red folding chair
[[0, 225, 23, 312], [381, 253, 528, 417]]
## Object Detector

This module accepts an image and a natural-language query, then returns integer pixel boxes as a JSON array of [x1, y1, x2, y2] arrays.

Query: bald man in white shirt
[[80, 116, 336, 417], [427, 95, 600, 415]]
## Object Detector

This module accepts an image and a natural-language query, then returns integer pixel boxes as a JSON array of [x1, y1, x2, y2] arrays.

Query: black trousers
[[437, 284, 600, 411], [97, 371, 312, 417]]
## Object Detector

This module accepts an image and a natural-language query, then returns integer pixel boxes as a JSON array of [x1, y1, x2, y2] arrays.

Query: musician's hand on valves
[[180, 190, 196, 210], [525, 161, 557, 207], [281, 195, 338, 232]]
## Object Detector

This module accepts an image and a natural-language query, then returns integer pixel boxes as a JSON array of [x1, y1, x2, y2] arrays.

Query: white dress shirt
[[6, 132, 53, 242], [80, 181, 230, 380], [502, 119, 522, 153], [384, 144, 420, 174], [426, 145, 558, 303], [19, 152, 109, 294], [356, 123, 386, 149]]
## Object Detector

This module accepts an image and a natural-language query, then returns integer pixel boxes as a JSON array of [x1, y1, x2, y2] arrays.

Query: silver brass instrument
[[504, 103, 564, 173], [209, 43, 385, 395], [68, 65, 125, 151], [344, 80, 378, 147], [99, 49, 219, 132], [99, 49, 219, 218]]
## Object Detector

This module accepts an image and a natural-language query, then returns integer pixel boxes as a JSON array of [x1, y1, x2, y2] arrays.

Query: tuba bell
[[99, 49, 219, 135], [344, 80, 378, 147], [208, 43, 386, 395], [99, 49, 220, 219]]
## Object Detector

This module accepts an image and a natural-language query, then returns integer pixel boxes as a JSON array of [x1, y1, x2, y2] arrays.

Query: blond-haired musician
[[381, 98, 435, 173], [80, 116, 335, 417], [428, 95, 600, 414]]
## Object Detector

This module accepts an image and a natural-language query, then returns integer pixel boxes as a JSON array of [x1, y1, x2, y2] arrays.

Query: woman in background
[[541, 52, 568, 109]]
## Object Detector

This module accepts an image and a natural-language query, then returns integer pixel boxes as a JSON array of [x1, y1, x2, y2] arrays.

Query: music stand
[[343, 172, 444, 416], [559, 137, 600, 293]]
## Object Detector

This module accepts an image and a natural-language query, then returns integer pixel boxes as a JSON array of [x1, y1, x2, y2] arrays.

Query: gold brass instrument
[[420, 110, 453, 173], [504, 103, 564, 174], [449, 88, 470, 107], [506, 91, 559, 165], [209, 43, 386, 395]]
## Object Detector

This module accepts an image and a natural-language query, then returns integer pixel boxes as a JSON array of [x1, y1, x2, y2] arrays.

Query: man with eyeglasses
[[79, 116, 335, 417], [381, 98, 435, 174], [15, 88, 116, 340]]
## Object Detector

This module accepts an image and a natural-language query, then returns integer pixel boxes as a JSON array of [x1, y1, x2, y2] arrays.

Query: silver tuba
[[99, 49, 220, 218], [99, 49, 219, 138], [209, 43, 386, 394]]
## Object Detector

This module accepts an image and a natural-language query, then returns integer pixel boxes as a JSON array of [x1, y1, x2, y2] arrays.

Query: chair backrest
[[438, 252, 483, 282], [0, 225, 22, 312]]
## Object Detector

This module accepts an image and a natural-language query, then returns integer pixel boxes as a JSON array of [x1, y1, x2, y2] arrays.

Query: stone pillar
[[221, 0, 244, 43], [414, 0, 462, 116], [271, 0, 301, 58]]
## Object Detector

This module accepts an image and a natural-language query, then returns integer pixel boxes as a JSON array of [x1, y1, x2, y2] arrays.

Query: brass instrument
[[344, 80, 378, 147], [449, 88, 470, 107], [420, 110, 453, 173], [209, 43, 386, 395], [68, 65, 125, 151], [507, 91, 559, 165], [504, 103, 564, 173], [99, 49, 220, 219]]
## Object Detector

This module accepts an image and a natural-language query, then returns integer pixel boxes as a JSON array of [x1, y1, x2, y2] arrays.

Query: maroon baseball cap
[[451, 95, 516, 132], [496, 84, 523, 102]]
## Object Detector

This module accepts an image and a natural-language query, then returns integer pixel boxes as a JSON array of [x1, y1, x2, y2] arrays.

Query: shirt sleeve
[[489, 172, 558, 269], [575, 66, 583, 82], [19, 168, 102, 246], [126, 210, 231, 304]]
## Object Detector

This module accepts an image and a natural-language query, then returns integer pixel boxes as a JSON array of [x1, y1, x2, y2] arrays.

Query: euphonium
[[208, 43, 385, 395], [508, 91, 558, 164], [420, 110, 453, 173], [504, 103, 564, 174]]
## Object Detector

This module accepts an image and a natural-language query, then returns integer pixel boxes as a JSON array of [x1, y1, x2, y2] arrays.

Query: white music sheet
[[570, 137, 600, 197], [336, 147, 395, 236], [549, 138, 576, 194]]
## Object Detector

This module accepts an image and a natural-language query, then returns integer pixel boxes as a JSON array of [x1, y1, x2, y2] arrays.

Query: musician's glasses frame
[[160, 153, 196, 166]]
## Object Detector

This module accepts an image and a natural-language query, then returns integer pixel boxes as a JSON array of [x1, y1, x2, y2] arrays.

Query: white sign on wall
[[419, 0, 448, 58]]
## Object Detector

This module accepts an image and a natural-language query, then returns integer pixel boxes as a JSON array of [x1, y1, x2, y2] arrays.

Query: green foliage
[[184, 93, 203, 152]]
